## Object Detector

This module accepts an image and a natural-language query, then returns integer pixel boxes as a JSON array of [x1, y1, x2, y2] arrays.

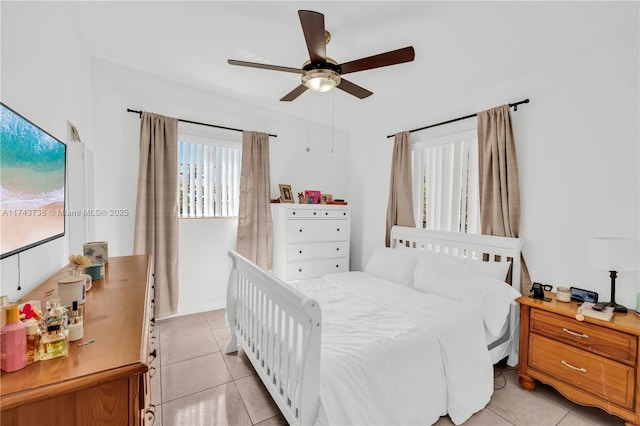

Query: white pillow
[[446, 255, 511, 282], [414, 253, 521, 335], [364, 247, 419, 287]]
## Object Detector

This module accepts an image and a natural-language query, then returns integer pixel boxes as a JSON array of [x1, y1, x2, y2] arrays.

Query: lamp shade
[[589, 237, 639, 271]]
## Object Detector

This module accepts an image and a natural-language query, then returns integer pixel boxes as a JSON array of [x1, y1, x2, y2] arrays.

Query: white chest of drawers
[[271, 204, 350, 282]]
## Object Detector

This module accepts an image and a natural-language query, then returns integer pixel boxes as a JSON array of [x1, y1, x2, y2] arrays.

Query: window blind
[[413, 129, 479, 233], [179, 138, 241, 218]]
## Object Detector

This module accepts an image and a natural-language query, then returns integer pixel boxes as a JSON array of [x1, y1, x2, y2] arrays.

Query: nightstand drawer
[[531, 309, 637, 364], [529, 334, 635, 410]]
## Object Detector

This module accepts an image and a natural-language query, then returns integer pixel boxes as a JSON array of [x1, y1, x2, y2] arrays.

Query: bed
[[225, 226, 522, 425]]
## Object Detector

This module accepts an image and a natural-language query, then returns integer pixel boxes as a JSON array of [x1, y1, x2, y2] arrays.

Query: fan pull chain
[[306, 120, 311, 152], [331, 90, 336, 154]]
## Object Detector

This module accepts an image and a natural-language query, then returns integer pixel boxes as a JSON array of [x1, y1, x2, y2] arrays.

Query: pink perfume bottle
[[1, 304, 27, 372]]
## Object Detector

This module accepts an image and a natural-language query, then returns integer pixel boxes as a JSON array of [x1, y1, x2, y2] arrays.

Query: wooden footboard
[[225, 251, 321, 426]]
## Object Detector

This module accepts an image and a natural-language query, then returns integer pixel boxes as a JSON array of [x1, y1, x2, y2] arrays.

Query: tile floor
[[153, 309, 625, 426]]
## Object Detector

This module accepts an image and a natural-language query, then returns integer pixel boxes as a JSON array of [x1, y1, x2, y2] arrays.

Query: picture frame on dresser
[[279, 184, 294, 203], [320, 194, 333, 204], [304, 190, 321, 204]]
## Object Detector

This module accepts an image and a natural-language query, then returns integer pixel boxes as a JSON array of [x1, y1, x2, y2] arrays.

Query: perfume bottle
[[39, 324, 68, 360], [25, 318, 41, 363], [68, 301, 83, 342], [44, 299, 68, 336], [1, 304, 27, 372]]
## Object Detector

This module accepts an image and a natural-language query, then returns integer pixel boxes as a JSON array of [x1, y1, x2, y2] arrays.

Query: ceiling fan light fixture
[[302, 69, 341, 92]]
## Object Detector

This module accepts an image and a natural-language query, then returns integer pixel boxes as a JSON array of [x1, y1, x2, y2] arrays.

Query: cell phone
[[570, 286, 598, 303]]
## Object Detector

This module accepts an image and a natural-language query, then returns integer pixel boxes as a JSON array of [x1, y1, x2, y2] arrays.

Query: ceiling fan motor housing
[[302, 60, 342, 74]]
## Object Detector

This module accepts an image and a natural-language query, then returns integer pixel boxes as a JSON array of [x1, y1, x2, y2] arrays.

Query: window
[[178, 135, 241, 218], [412, 129, 479, 233]]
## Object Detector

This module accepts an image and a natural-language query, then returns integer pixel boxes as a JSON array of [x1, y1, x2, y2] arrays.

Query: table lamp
[[589, 237, 639, 313]]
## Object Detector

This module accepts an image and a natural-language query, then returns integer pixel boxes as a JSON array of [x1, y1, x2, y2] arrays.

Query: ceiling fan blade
[[298, 10, 326, 62], [336, 78, 373, 99], [339, 46, 415, 75], [228, 59, 304, 74], [280, 84, 308, 102]]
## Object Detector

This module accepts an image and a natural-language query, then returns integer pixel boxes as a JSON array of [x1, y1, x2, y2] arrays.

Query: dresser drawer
[[287, 208, 321, 218], [287, 241, 348, 261], [287, 220, 350, 243], [320, 209, 349, 219], [529, 333, 635, 409], [286, 258, 349, 281], [531, 309, 637, 364]]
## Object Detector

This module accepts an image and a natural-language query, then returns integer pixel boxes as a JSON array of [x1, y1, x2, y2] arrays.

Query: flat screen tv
[[1, 102, 66, 259]]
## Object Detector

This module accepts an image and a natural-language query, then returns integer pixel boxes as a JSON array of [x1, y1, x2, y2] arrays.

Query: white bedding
[[289, 271, 493, 426]]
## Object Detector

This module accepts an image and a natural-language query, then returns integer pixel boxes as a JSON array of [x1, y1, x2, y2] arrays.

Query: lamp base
[[603, 301, 628, 313]]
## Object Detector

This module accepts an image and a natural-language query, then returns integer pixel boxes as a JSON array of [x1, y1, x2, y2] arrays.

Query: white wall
[[4, 1, 637, 315], [350, 23, 639, 308], [0, 2, 91, 302], [89, 58, 350, 316]]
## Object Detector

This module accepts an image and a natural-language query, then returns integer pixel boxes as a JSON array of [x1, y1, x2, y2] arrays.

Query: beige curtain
[[385, 131, 416, 246], [477, 105, 532, 294], [133, 112, 179, 319], [236, 131, 273, 270]]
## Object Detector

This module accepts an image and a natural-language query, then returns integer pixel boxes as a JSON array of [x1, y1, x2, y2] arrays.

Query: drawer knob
[[325, 212, 328, 216], [561, 360, 587, 373], [337, 228, 340, 232], [314, 212, 317, 215], [336, 264, 339, 268], [298, 268, 302, 272], [299, 250, 303, 254], [293, 211, 296, 215], [562, 328, 589, 339], [299, 229, 303, 233], [336, 248, 340, 251]]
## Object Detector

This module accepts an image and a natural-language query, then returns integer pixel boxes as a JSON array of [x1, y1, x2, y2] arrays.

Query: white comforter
[[290, 271, 493, 426]]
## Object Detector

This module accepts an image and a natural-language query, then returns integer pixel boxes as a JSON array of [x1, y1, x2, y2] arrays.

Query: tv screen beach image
[[1, 104, 66, 258]]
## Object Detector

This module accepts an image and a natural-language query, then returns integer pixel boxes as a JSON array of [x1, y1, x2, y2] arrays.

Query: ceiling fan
[[228, 10, 415, 102]]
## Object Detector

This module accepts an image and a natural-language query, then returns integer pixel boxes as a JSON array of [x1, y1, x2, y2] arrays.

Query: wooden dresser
[[0, 255, 156, 426], [517, 293, 640, 426], [271, 204, 350, 281]]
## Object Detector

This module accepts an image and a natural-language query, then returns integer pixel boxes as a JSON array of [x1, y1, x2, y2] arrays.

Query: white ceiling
[[70, 1, 636, 132]]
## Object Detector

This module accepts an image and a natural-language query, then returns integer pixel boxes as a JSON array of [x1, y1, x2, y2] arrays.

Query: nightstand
[[517, 294, 640, 425]]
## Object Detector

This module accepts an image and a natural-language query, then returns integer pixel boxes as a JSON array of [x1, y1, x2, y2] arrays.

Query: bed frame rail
[[225, 251, 321, 426]]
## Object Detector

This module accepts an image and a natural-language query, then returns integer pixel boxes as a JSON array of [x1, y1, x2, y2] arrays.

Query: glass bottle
[[25, 318, 41, 363], [39, 324, 68, 360], [68, 301, 83, 342], [45, 299, 68, 336]]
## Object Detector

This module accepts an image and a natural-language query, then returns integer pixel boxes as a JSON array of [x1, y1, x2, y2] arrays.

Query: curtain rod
[[126, 108, 277, 138], [386, 98, 529, 139]]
